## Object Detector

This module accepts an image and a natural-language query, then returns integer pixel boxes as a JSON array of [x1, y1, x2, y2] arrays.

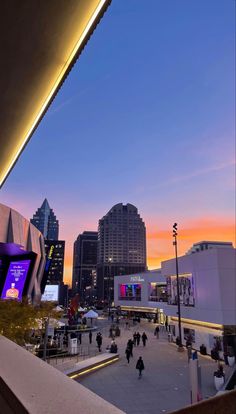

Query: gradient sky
[[1, 0, 235, 285]]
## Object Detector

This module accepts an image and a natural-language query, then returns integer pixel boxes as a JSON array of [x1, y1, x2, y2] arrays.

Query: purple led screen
[[1, 260, 31, 301]]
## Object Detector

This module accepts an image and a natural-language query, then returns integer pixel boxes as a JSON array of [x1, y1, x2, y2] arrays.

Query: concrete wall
[[161, 248, 236, 325], [0, 335, 124, 414]]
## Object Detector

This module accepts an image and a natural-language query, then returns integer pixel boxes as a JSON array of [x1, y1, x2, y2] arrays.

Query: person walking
[[136, 356, 145, 378], [89, 331, 92, 344], [142, 332, 147, 347], [165, 318, 169, 332], [136, 332, 141, 346], [133, 332, 137, 346], [154, 326, 159, 339], [127, 339, 134, 357], [78, 333, 82, 345], [125, 347, 131, 363], [96, 332, 102, 352]]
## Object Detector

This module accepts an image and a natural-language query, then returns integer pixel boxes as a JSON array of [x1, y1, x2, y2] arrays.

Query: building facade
[[72, 231, 98, 301], [0, 203, 46, 303], [97, 203, 147, 301], [30, 199, 59, 240], [43, 240, 65, 286], [186, 240, 233, 255], [114, 244, 236, 356], [31, 199, 65, 293]]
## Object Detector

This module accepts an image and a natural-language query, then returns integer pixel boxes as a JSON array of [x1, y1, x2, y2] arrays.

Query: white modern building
[[114, 269, 168, 324], [114, 244, 236, 355]]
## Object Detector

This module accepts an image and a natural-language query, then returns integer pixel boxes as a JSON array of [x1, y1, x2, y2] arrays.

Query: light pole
[[43, 316, 49, 361], [173, 223, 184, 351], [108, 257, 112, 317]]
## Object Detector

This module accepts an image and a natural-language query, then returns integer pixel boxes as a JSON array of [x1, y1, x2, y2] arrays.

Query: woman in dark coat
[[142, 332, 148, 346], [136, 356, 144, 378]]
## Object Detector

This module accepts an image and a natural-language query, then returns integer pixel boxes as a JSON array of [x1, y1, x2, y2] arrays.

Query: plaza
[[65, 318, 232, 414]]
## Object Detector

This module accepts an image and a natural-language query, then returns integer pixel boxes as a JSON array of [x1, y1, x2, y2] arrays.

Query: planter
[[227, 355, 235, 367], [214, 375, 225, 391]]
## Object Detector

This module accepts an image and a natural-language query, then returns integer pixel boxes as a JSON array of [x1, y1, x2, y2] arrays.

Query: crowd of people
[[71, 315, 171, 378], [123, 331, 148, 377]]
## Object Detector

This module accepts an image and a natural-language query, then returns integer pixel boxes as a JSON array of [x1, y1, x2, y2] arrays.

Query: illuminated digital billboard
[[167, 273, 195, 306], [41, 284, 59, 302], [1, 260, 31, 301], [148, 282, 168, 302], [119, 284, 141, 301]]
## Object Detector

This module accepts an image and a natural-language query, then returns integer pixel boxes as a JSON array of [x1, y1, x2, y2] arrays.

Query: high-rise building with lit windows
[[72, 231, 98, 301], [97, 203, 147, 301], [31, 199, 65, 290]]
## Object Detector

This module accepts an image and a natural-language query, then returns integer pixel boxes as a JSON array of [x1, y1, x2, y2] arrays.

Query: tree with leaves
[[0, 299, 61, 345]]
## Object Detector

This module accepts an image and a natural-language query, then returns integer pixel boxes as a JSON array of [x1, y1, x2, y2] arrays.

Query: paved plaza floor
[[74, 319, 232, 414]]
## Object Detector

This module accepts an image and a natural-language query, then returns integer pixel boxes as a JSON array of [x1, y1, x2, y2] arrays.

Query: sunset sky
[[0, 0, 235, 286]]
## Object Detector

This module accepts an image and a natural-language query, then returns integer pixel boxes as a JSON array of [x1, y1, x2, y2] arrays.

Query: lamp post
[[108, 257, 112, 317], [43, 316, 49, 361], [173, 223, 183, 351]]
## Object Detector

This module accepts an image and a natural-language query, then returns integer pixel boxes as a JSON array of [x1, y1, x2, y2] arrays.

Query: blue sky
[[1, 0, 235, 282]]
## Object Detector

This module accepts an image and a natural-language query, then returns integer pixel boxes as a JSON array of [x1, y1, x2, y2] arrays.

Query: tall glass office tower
[[30, 199, 59, 240]]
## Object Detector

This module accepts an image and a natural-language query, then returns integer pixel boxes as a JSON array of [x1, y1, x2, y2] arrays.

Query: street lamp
[[108, 257, 112, 317], [173, 223, 184, 351]]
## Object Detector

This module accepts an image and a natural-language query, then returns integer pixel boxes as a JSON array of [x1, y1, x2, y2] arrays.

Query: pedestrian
[[136, 356, 145, 378], [142, 332, 147, 347], [96, 332, 102, 352], [154, 326, 159, 339], [78, 333, 82, 345], [125, 321, 129, 330], [125, 347, 131, 363], [187, 345, 192, 362], [127, 339, 134, 357], [111, 314, 114, 322], [89, 331, 92, 344], [133, 332, 137, 346], [165, 319, 169, 332], [136, 332, 141, 346]]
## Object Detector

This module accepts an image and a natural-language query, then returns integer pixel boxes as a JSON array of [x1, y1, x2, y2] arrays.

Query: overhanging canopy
[[0, 0, 111, 187]]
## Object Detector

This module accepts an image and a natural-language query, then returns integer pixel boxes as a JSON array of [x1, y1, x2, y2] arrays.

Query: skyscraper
[[30, 198, 59, 240], [72, 231, 98, 301], [97, 203, 147, 301], [31, 199, 65, 292], [44, 240, 65, 285]]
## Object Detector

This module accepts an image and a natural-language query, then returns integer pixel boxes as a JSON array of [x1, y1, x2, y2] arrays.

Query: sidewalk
[[76, 319, 232, 414], [48, 317, 112, 372]]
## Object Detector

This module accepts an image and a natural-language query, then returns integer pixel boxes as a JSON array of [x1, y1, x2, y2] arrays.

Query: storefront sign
[[130, 276, 144, 282]]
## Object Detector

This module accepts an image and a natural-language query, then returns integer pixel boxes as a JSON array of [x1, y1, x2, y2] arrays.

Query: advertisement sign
[[149, 282, 168, 302], [119, 283, 141, 300], [167, 273, 195, 306], [1, 260, 31, 301], [130, 276, 144, 282], [41, 284, 59, 302]]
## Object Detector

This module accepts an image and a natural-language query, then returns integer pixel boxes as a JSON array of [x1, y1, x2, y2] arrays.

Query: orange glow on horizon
[[63, 217, 235, 286]]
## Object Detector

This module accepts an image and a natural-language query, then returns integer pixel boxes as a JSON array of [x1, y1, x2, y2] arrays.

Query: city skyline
[[0, 0, 235, 286], [0, 197, 234, 286]]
